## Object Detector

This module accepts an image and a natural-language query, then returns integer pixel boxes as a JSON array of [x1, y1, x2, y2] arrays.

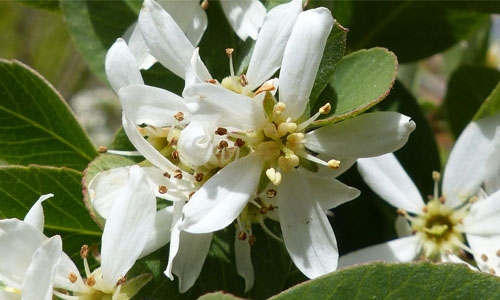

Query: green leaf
[[443, 66, 500, 137], [197, 292, 244, 300], [0, 165, 101, 264], [343, 1, 489, 63], [309, 21, 348, 108], [474, 83, 500, 120], [0, 59, 98, 170], [270, 262, 500, 299], [312, 47, 398, 127], [60, 0, 138, 81], [19, 0, 60, 11]]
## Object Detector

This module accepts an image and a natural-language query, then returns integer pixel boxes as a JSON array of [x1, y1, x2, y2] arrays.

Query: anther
[[68, 272, 78, 283], [235, 138, 245, 147], [255, 80, 276, 95], [86, 276, 96, 287], [266, 189, 277, 198], [248, 234, 256, 245], [174, 112, 184, 122], [225, 48, 234, 56], [240, 74, 248, 87], [215, 127, 228, 135], [201, 0, 208, 9], [432, 171, 441, 182], [195, 173, 204, 182], [266, 168, 282, 186], [116, 277, 127, 286], [98, 146, 107, 153], [439, 196, 445, 204], [169, 137, 178, 146], [327, 159, 341, 169], [496, 249, 500, 257], [490, 268, 497, 275], [163, 172, 171, 178], [238, 231, 247, 241], [422, 206, 428, 213], [397, 208, 408, 217], [218, 140, 229, 149], [174, 169, 183, 179], [206, 79, 217, 84], [80, 245, 89, 259], [273, 103, 286, 116], [259, 206, 268, 214], [481, 254, 488, 262], [319, 103, 331, 114], [188, 191, 196, 199], [158, 185, 168, 194], [469, 196, 479, 204], [172, 150, 180, 160]]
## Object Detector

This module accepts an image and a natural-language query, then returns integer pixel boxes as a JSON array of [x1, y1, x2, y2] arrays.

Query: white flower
[[0, 194, 62, 300], [128, 0, 266, 69], [339, 112, 500, 275]]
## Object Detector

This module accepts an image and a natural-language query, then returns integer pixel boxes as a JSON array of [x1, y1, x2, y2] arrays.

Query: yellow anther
[[201, 0, 208, 9], [277, 122, 297, 137], [272, 103, 286, 116], [432, 171, 441, 182], [266, 168, 282, 186], [327, 159, 341, 169], [257, 141, 281, 161], [225, 48, 234, 56]]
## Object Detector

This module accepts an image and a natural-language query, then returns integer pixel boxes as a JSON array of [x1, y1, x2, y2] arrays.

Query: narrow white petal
[[306, 112, 416, 158], [278, 172, 338, 278], [466, 234, 500, 275], [443, 112, 500, 208], [119, 84, 190, 127], [139, 0, 209, 79], [165, 201, 184, 280], [101, 166, 156, 291], [484, 127, 500, 194], [180, 154, 264, 233], [235, 232, 254, 292], [302, 170, 360, 210], [245, 0, 302, 90], [157, 0, 207, 46], [127, 23, 158, 70], [279, 8, 334, 120], [23, 193, 53, 232], [184, 83, 266, 130], [338, 236, 421, 269], [462, 189, 500, 235], [357, 154, 425, 214], [122, 114, 181, 173], [139, 207, 174, 258], [22, 236, 62, 300], [220, 0, 265, 41], [105, 38, 144, 93]]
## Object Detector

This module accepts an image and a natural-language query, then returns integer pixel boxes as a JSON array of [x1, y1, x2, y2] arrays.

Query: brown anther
[[267, 204, 276, 211], [396, 208, 408, 216], [235, 138, 245, 147], [218, 140, 229, 149], [259, 206, 268, 214], [457, 217, 464, 224], [248, 234, 256, 246], [174, 112, 184, 122], [188, 191, 196, 199], [169, 137, 178, 146], [206, 79, 217, 84], [158, 185, 168, 194], [163, 172, 171, 179], [240, 74, 248, 87], [97, 146, 107, 153], [195, 173, 204, 182], [174, 170, 183, 179], [266, 189, 277, 198], [490, 268, 497, 275], [225, 48, 234, 56], [80, 245, 89, 259], [439, 196, 446, 204], [172, 150, 180, 160], [422, 206, 428, 213], [215, 127, 228, 135], [116, 277, 127, 286], [481, 254, 488, 262], [86, 276, 96, 287], [496, 249, 500, 257], [201, 0, 208, 9], [238, 231, 247, 241], [255, 81, 276, 95], [68, 272, 78, 283]]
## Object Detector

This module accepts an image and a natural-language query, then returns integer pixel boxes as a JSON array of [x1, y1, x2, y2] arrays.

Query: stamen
[[86, 276, 96, 287], [297, 104, 330, 131], [257, 215, 283, 242], [215, 127, 228, 135], [225, 48, 238, 88], [432, 171, 440, 200], [174, 112, 184, 122], [163, 171, 171, 178], [266, 189, 277, 198], [248, 234, 256, 245], [327, 159, 341, 169], [195, 173, 204, 182], [68, 272, 78, 283], [174, 169, 183, 179], [234, 138, 245, 147], [201, 0, 208, 9], [80, 245, 92, 278], [397, 208, 408, 217], [172, 150, 180, 160], [105, 149, 142, 156], [481, 254, 489, 262], [255, 80, 276, 95], [116, 277, 127, 286], [266, 168, 282, 186], [240, 74, 248, 87], [98, 146, 107, 153], [238, 231, 247, 240], [206, 79, 217, 84], [218, 140, 229, 149], [496, 249, 500, 257], [158, 185, 168, 194]]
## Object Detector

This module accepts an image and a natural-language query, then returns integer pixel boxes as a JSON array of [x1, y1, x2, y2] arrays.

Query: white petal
[[22, 236, 62, 300], [220, 0, 265, 41], [127, 23, 158, 70], [184, 83, 265, 130], [157, 0, 207, 46], [443, 112, 500, 208], [105, 38, 144, 93], [139, 207, 174, 258], [306, 112, 416, 158], [245, 0, 302, 91], [24, 193, 53, 232], [278, 172, 338, 278], [180, 154, 264, 233], [462, 189, 500, 235], [235, 231, 254, 292], [53, 252, 88, 292], [139, 0, 209, 79], [101, 166, 156, 291], [177, 121, 214, 166], [357, 154, 425, 214], [279, 8, 334, 120], [484, 126, 500, 194], [119, 84, 190, 127], [466, 234, 500, 275], [395, 215, 413, 237], [88, 167, 131, 219], [0, 219, 46, 285], [185, 48, 212, 86], [122, 114, 181, 173], [338, 236, 421, 269], [302, 170, 360, 210]]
